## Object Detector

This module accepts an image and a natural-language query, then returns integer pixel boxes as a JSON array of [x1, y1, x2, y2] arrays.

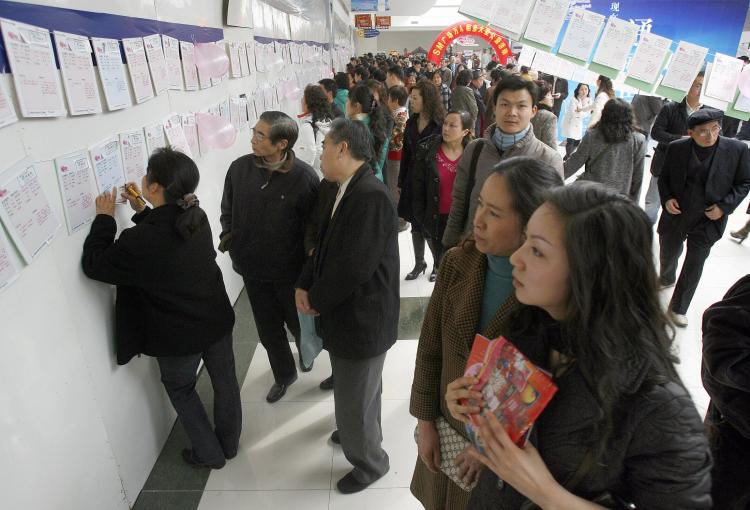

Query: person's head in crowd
[[456, 63, 466, 75], [456, 69, 473, 88], [510, 182, 678, 456], [596, 75, 615, 99], [346, 83, 388, 168], [302, 84, 333, 123], [346, 63, 354, 75], [431, 71, 444, 89], [489, 68, 504, 86], [143, 147, 208, 239], [687, 71, 705, 103], [405, 70, 418, 91], [574, 82, 590, 100], [318, 78, 337, 104], [470, 157, 563, 256], [442, 109, 474, 148], [365, 78, 388, 105], [534, 80, 554, 110], [486, 60, 499, 72], [471, 69, 485, 89], [595, 98, 635, 144], [441, 58, 449, 69], [252, 111, 298, 162], [425, 61, 435, 73], [387, 85, 409, 111], [372, 68, 386, 83], [354, 66, 370, 83], [334, 72, 350, 92], [687, 107, 723, 148], [386, 65, 405, 88], [492, 75, 539, 135], [320, 118, 375, 183], [413, 61, 422, 73], [520, 66, 530, 76], [410, 79, 446, 124]]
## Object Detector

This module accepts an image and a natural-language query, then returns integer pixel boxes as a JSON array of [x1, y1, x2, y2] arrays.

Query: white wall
[[0, 1, 340, 508]]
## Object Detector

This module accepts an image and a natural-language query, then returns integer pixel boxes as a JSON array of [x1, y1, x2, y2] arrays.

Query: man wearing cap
[[658, 108, 750, 327]]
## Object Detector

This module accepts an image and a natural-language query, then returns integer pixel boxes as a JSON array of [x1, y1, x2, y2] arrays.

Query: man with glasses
[[657, 108, 750, 327], [220, 111, 320, 402]]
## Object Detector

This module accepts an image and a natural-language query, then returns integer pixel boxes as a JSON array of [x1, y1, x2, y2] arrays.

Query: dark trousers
[[384, 158, 400, 208], [659, 223, 715, 314], [412, 222, 438, 266], [425, 214, 449, 269], [157, 334, 242, 464], [565, 138, 580, 159], [331, 352, 390, 483], [706, 402, 750, 509], [243, 278, 300, 384]]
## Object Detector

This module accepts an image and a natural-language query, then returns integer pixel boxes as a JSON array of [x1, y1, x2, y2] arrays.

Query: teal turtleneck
[[478, 254, 514, 333]]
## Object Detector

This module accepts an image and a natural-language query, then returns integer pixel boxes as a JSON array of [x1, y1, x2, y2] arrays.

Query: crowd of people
[[80, 49, 750, 509]]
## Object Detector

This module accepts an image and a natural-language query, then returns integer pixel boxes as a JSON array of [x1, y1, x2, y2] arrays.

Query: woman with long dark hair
[[561, 83, 591, 159], [530, 80, 558, 150], [82, 148, 241, 469], [587, 75, 615, 128], [297, 84, 333, 177], [446, 182, 712, 509], [347, 83, 389, 181], [564, 98, 647, 200], [399, 79, 445, 280]]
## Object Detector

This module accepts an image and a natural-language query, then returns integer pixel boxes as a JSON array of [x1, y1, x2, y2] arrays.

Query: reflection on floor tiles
[[198, 490, 331, 510]]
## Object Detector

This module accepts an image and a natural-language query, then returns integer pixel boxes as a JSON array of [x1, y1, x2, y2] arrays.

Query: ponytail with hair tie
[[177, 193, 199, 210]]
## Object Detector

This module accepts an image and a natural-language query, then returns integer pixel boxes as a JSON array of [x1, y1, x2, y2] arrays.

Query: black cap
[[472, 69, 484, 80], [687, 107, 723, 129]]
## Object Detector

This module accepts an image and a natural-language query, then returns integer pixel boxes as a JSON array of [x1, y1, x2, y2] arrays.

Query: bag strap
[[461, 139, 485, 230], [587, 143, 613, 168]]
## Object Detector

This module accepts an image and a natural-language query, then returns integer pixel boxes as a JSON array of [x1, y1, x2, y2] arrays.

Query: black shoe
[[405, 261, 427, 280], [319, 375, 334, 390], [266, 375, 297, 403], [429, 267, 437, 282], [181, 448, 225, 469], [337, 472, 375, 494], [330, 430, 340, 444]]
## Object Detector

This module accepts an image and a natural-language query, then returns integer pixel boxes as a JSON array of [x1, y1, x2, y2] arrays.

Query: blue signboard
[[363, 28, 380, 38], [351, 0, 390, 12]]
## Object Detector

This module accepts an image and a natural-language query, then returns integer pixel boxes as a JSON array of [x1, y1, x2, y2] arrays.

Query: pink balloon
[[194, 43, 230, 79], [739, 66, 750, 98], [196, 112, 237, 150]]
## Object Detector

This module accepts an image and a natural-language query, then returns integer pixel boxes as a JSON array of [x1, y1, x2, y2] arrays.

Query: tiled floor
[[136, 207, 750, 509]]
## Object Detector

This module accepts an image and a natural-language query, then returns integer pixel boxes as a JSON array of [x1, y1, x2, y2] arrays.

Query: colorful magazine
[[462, 334, 558, 448]]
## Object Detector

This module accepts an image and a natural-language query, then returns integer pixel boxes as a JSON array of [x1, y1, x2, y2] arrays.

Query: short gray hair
[[259, 111, 298, 149], [326, 118, 375, 163]]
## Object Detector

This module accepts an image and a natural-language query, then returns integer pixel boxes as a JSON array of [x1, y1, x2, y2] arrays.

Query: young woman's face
[[442, 113, 468, 144], [509, 202, 570, 320], [410, 89, 424, 114], [345, 97, 362, 117], [473, 173, 525, 257], [406, 75, 417, 89], [578, 85, 589, 99], [432, 73, 442, 87]]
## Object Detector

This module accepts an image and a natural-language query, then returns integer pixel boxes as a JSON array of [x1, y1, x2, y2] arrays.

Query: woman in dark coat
[[446, 183, 712, 509], [82, 148, 240, 470]]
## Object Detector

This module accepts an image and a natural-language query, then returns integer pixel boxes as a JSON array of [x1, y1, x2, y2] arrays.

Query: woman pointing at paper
[[409, 157, 563, 509], [445, 183, 711, 509], [82, 148, 241, 470]]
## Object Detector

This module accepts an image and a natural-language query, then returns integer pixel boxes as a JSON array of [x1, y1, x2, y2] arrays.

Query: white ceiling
[[354, 0, 468, 30]]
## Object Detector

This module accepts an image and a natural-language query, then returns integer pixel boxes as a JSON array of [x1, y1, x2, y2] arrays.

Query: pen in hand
[[126, 184, 147, 207]]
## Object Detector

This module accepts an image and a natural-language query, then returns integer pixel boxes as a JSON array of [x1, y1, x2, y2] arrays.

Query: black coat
[[551, 78, 569, 118], [397, 114, 442, 223], [657, 137, 750, 241], [297, 163, 399, 360], [82, 206, 235, 365], [650, 99, 693, 177], [412, 134, 450, 238], [219, 152, 319, 282]]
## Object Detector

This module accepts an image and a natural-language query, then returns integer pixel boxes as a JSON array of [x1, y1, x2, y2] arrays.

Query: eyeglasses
[[695, 126, 721, 137], [251, 128, 267, 142]]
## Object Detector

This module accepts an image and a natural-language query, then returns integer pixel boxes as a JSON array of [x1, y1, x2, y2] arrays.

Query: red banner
[[374, 15, 391, 29], [427, 22, 511, 65], [354, 14, 372, 28]]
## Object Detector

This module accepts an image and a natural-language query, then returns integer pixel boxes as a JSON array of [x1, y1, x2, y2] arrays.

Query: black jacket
[[297, 163, 399, 360], [551, 78, 569, 118], [220, 151, 319, 282], [82, 206, 235, 365], [412, 134, 449, 238], [398, 114, 442, 223], [657, 137, 750, 240], [650, 99, 703, 176], [702, 274, 750, 440]]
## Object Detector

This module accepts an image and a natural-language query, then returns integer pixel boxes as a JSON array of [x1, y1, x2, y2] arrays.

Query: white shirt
[[331, 174, 354, 218]]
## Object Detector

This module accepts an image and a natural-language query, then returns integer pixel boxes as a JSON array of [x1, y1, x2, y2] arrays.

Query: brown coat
[[409, 244, 520, 510]]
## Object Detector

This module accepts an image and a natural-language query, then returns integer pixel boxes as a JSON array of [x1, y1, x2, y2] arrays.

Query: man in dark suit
[[295, 118, 399, 494], [658, 108, 750, 327], [549, 74, 569, 118]]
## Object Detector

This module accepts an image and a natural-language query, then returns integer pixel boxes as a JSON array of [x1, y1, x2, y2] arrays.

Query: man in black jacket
[[220, 111, 320, 403], [702, 275, 750, 510], [296, 118, 399, 495], [658, 108, 750, 327]]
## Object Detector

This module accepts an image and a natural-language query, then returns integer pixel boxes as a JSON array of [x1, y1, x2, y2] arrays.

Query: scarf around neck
[[492, 125, 530, 152]]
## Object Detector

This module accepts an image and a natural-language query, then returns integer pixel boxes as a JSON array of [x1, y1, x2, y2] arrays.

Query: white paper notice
[[517, 47, 536, 68], [0, 226, 21, 292], [626, 32, 672, 84], [661, 41, 708, 92], [238, 96, 249, 131], [459, 0, 497, 22], [53, 31, 102, 115], [0, 80, 18, 129], [180, 41, 199, 91], [89, 137, 127, 197], [143, 34, 170, 95], [181, 114, 200, 159], [699, 64, 730, 110], [122, 37, 155, 104], [163, 115, 193, 158], [735, 92, 750, 113], [119, 129, 148, 184], [704, 53, 744, 103], [0, 159, 60, 263], [592, 17, 638, 71], [144, 122, 167, 155], [162, 35, 183, 90], [558, 8, 606, 63], [523, 0, 568, 48], [246, 42, 256, 74], [490, 0, 535, 38], [239, 42, 250, 77], [91, 37, 131, 111], [0, 19, 66, 117], [229, 42, 242, 78], [54, 149, 97, 235]]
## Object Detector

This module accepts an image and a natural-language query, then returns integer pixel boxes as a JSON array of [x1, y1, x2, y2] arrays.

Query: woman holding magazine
[[445, 182, 712, 509], [409, 157, 564, 509]]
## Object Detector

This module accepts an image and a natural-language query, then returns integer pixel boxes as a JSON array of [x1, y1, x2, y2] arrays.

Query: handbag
[[297, 311, 322, 370], [413, 415, 478, 492]]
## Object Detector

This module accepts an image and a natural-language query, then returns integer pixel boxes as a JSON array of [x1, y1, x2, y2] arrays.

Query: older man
[[296, 118, 399, 494], [658, 108, 750, 327]]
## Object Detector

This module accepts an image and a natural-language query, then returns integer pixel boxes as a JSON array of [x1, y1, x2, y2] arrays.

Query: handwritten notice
[[626, 32, 672, 84], [0, 159, 60, 263], [119, 129, 148, 184], [229, 42, 242, 78], [558, 8, 606, 63], [181, 114, 200, 159], [490, 0, 535, 38], [54, 150, 97, 235], [53, 31, 102, 115], [162, 35, 183, 90], [238, 42, 250, 76], [122, 37, 155, 104], [661, 41, 708, 92], [0, 225, 21, 292], [458, 0, 497, 22], [592, 17, 639, 71], [704, 53, 743, 103], [89, 137, 127, 197], [0, 18, 66, 117], [144, 122, 167, 156], [0, 80, 18, 129], [143, 34, 169, 95], [523, 0, 568, 48], [91, 37, 131, 111], [163, 115, 193, 158], [180, 41, 199, 91]]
